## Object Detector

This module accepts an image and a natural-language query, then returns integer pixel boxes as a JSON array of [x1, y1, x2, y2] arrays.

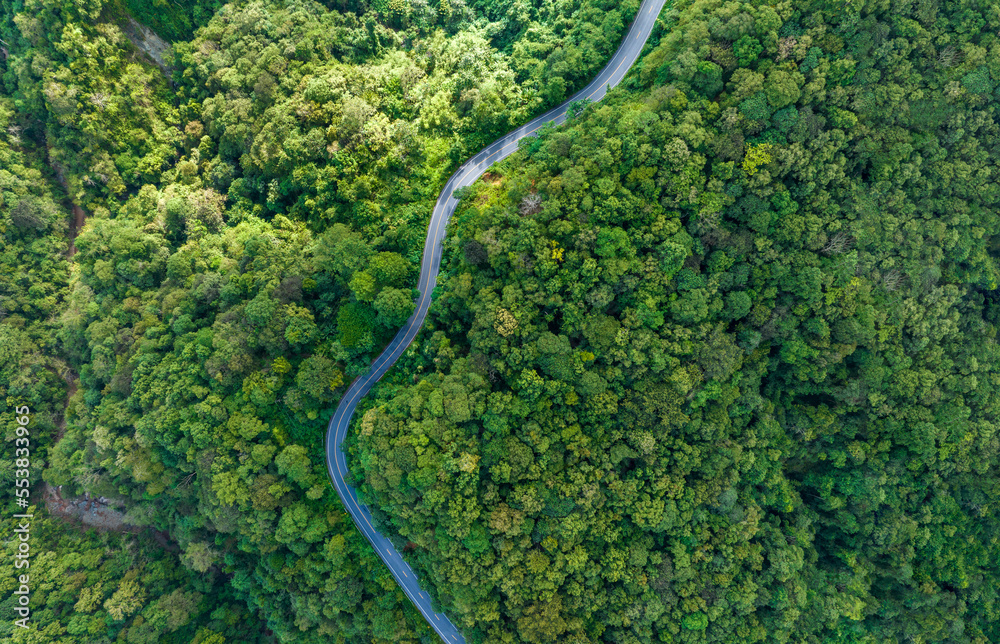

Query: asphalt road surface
[[325, 1, 668, 641]]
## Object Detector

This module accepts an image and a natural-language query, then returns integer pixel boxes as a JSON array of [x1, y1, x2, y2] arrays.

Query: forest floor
[[44, 483, 137, 533]]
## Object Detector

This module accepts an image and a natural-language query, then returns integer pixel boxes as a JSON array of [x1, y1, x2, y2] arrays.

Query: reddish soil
[[67, 204, 85, 257], [44, 146, 86, 257]]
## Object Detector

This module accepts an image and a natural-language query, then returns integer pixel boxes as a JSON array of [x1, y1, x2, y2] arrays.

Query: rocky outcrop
[[121, 17, 171, 74]]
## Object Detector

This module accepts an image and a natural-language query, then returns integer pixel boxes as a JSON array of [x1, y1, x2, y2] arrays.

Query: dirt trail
[[38, 16, 179, 544], [49, 17, 169, 256], [42, 146, 86, 256], [67, 204, 85, 257]]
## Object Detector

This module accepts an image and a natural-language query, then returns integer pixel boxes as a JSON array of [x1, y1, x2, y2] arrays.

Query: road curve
[[325, 2, 667, 641]]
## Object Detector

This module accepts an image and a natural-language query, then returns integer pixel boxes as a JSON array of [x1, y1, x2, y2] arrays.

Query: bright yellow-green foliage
[[742, 142, 773, 176], [349, 0, 1000, 641], [550, 240, 565, 261], [0, 507, 261, 643], [5, 0, 643, 641], [9, 0, 1000, 641]]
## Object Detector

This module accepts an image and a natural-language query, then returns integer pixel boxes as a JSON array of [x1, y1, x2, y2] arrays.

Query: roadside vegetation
[[3, 0, 999, 641], [351, 0, 1000, 642], [1, 0, 644, 641]]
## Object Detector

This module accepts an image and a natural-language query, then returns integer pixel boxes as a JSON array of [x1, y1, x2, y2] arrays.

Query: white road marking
[[324, 3, 665, 643]]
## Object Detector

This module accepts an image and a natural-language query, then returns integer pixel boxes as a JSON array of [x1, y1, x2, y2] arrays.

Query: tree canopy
[[346, 0, 1000, 641], [4, 0, 1000, 641]]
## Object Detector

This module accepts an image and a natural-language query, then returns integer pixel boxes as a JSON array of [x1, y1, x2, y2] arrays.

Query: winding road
[[324, 1, 667, 641]]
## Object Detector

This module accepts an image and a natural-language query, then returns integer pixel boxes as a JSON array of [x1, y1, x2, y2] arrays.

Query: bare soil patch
[[44, 483, 138, 533]]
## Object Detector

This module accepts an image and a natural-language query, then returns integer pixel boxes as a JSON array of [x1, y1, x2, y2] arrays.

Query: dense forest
[[0, 509, 265, 642], [2, 0, 1000, 641], [349, 0, 1000, 642], [0, 0, 644, 641]]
